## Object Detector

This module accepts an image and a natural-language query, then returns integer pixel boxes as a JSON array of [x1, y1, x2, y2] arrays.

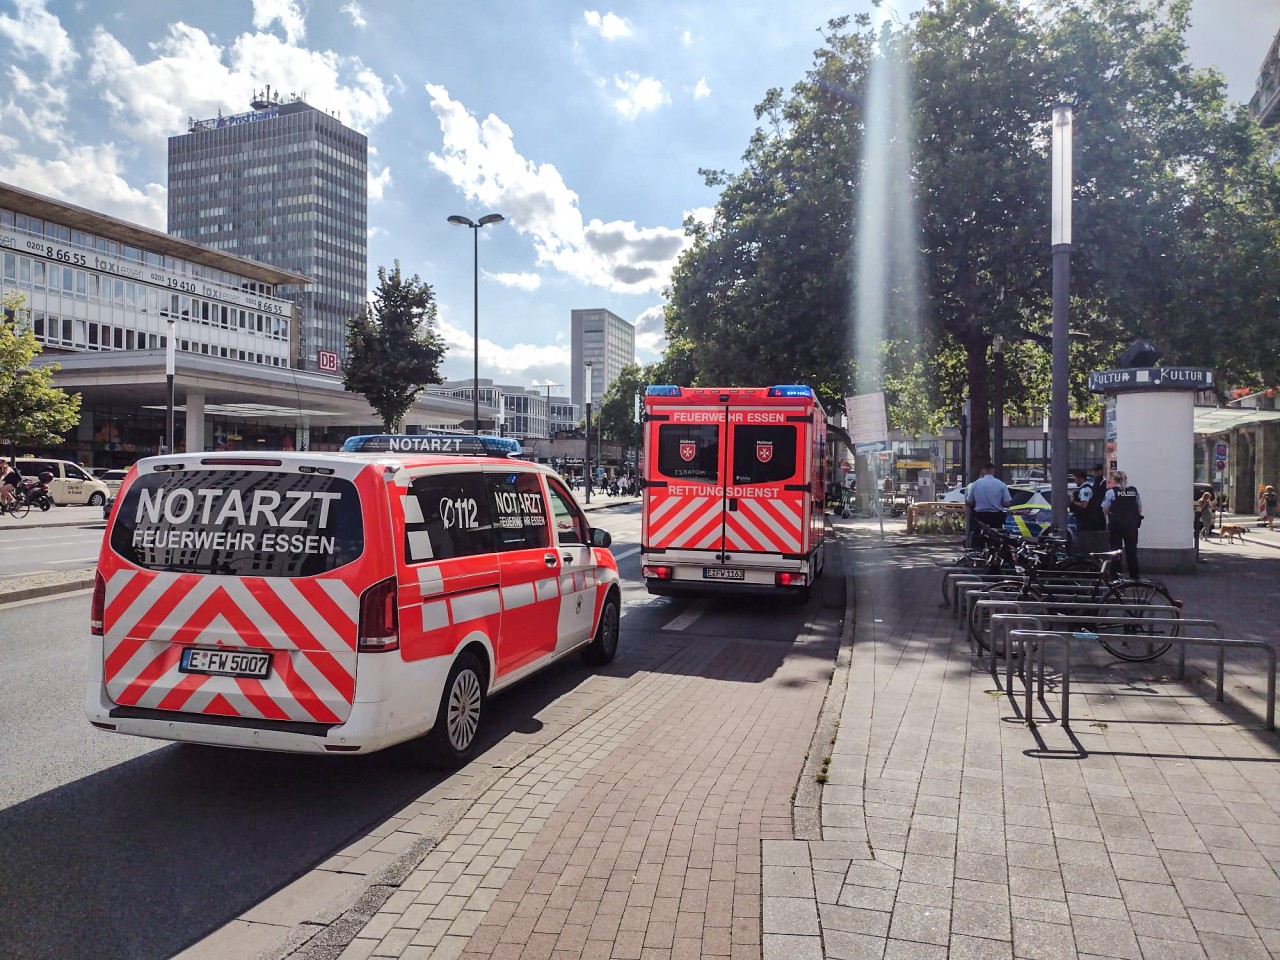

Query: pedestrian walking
[[1264, 486, 1278, 530], [966, 463, 1012, 531], [1197, 490, 1215, 541], [1102, 469, 1143, 578]]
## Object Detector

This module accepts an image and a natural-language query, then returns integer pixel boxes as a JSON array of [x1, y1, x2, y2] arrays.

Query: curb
[[1, 517, 105, 531], [0, 571, 95, 604], [792, 534, 856, 841]]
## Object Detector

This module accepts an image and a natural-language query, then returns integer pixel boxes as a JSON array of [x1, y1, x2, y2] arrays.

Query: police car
[[87, 434, 621, 767]]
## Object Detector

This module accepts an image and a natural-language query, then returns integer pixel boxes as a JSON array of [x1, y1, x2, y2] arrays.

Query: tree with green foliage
[[661, 0, 1280, 464], [0, 293, 82, 451], [344, 262, 448, 432], [596, 364, 648, 465]]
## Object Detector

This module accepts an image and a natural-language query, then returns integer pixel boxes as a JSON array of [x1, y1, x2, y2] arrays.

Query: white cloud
[[632, 304, 667, 355], [437, 314, 570, 379], [425, 83, 689, 295], [613, 73, 669, 119], [340, 2, 367, 29], [0, 143, 166, 227], [693, 77, 711, 100], [484, 271, 542, 291], [369, 163, 392, 200], [252, 0, 306, 45], [86, 22, 393, 145], [0, 0, 77, 76], [583, 11, 632, 40], [682, 30, 693, 47], [1, 65, 71, 144]]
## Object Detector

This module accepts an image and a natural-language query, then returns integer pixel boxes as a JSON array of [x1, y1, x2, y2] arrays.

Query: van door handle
[[728, 498, 739, 511], [544, 553, 558, 567], [561, 554, 574, 565]]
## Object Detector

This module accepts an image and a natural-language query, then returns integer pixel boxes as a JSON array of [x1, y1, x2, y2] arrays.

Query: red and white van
[[86, 437, 620, 766], [640, 385, 827, 600]]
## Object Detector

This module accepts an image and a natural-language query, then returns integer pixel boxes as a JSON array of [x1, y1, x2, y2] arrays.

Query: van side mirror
[[591, 528, 612, 549]]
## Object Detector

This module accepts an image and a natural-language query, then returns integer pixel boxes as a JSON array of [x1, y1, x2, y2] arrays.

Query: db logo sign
[[317, 349, 340, 373], [756, 441, 773, 463], [679, 441, 696, 462]]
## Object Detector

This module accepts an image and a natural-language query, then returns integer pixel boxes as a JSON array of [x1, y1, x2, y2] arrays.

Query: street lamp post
[[992, 335, 1004, 481], [165, 317, 176, 454], [1050, 103, 1073, 532], [447, 212, 505, 434], [583, 361, 593, 504]]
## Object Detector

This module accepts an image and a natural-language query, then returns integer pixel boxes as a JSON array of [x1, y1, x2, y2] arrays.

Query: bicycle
[[968, 533, 1179, 661], [0, 495, 30, 519]]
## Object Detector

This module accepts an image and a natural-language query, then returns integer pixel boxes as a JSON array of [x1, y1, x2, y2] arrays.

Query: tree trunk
[[964, 337, 991, 471]]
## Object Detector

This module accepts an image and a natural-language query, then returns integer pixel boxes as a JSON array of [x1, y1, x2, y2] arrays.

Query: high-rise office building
[[571, 308, 635, 411], [168, 91, 367, 370]]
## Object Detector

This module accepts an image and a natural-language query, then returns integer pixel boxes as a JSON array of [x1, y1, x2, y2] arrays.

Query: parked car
[[940, 482, 1078, 538], [14, 458, 111, 506], [98, 469, 129, 497]]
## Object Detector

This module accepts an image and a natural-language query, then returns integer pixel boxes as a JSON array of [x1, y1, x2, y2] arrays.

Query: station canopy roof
[[1193, 406, 1280, 436]]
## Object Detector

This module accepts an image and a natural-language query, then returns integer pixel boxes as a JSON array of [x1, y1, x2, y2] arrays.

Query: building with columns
[[1, 181, 483, 465]]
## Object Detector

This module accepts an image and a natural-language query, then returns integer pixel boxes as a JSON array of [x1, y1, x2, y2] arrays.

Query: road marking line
[[612, 546, 640, 562], [45, 556, 99, 565], [661, 599, 711, 632]]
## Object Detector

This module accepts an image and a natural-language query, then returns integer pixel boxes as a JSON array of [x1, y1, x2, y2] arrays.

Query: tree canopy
[[343, 262, 448, 432], [0, 293, 82, 449], [595, 363, 647, 455], [660, 0, 1280, 460]]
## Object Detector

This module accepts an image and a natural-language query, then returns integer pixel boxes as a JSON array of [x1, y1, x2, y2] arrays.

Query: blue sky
[[0, 0, 1272, 390]]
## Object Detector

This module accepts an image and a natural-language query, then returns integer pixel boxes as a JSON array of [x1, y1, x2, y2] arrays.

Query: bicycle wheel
[[7, 499, 29, 519], [969, 580, 1039, 653], [1097, 581, 1180, 661]]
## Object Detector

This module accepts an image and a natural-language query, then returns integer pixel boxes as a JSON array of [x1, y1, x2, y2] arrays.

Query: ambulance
[[86, 435, 621, 766], [640, 385, 827, 600]]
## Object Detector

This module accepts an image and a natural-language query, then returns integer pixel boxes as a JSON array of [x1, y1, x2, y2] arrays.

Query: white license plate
[[180, 648, 272, 679], [703, 567, 745, 580]]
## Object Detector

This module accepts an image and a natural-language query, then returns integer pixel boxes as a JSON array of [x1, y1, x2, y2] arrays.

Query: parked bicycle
[[967, 529, 1180, 661]]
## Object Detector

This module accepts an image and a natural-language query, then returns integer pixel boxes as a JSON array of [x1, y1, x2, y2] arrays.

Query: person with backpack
[[1102, 470, 1143, 578]]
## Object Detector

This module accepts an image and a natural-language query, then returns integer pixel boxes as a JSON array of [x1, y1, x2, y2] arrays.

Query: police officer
[[1070, 464, 1109, 554], [1102, 469, 1143, 578]]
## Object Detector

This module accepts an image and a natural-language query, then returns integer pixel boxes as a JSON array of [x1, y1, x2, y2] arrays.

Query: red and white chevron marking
[[101, 568, 359, 724], [646, 492, 805, 554]]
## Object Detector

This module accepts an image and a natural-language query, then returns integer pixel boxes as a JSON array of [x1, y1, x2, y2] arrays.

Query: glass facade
[[0, 206, 291, 366], [570, 308, 636, 410], [168, 100, 368, 370]]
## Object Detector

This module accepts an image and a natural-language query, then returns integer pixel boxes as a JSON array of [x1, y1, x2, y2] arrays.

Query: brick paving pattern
[[765, 523, 1280, 960], [342, 632, 834, 960]]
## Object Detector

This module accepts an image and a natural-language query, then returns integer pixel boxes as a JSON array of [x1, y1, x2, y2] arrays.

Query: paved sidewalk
[[765, 519, 1280, 960]]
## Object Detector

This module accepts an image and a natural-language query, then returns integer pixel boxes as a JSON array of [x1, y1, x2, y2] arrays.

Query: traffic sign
[[1216, 459, 1226, 471]]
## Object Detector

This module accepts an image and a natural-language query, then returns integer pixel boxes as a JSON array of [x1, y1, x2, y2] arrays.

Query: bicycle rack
[[1006, 628, 1274, 731]]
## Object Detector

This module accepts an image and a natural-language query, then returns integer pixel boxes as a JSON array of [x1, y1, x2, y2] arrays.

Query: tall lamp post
[[583, 361, 593, 504], [165, 316, 176, 454], [1050, 103, 1073, 531], [447, 212, 505, 434], [992, 335, 1004, 480]]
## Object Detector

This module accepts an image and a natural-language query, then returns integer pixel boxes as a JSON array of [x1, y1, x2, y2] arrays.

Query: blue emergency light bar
[[645, 385, 682, 396], [767, 385, 814, 398], [342, 434, 523, 457]]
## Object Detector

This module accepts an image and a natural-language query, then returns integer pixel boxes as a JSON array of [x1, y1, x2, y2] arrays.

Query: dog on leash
[[1221, 524, 1248, 544]]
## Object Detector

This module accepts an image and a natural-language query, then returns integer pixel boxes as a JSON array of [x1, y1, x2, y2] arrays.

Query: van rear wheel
[[581, 591, 620, 665], [421, 652, 486, 768]]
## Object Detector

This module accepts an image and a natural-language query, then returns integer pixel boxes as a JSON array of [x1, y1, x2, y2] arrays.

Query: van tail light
[[90, 571, 106, 636], [644, 565, 673, 580], [358, 576, 399, 652], [776, 572, 808, 588]]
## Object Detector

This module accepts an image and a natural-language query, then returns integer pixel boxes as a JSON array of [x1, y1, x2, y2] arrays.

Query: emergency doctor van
[[87, 436, 620, 766], [640, 385, 827, 600]]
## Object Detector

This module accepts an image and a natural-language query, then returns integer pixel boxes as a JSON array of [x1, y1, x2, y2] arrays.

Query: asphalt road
[[0, 504, 832, 960], [0, 523, 105, 579]]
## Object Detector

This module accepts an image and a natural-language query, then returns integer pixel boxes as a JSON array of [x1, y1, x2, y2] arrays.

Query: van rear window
[[109, 470, 364, 577], [656, 424, 721, 483]]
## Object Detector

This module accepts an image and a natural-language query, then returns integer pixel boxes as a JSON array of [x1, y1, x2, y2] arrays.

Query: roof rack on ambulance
[[341, 434, 523, 457]]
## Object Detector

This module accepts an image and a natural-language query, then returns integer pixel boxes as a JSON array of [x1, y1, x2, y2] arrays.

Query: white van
[[15, 458, 111, 506], [87, 436, 622, 766]]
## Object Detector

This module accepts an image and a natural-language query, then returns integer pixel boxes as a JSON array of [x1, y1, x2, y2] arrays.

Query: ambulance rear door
[[721, 404, 810, 563], [643, 400, 727, 554]]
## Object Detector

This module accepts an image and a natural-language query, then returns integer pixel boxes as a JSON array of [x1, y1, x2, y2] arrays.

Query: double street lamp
[[447, 212, 505, 434], [583, 361, 593, 504]]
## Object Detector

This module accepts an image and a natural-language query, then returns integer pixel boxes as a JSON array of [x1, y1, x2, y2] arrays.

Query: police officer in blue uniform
[[1102, 470, 1143, 578]]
